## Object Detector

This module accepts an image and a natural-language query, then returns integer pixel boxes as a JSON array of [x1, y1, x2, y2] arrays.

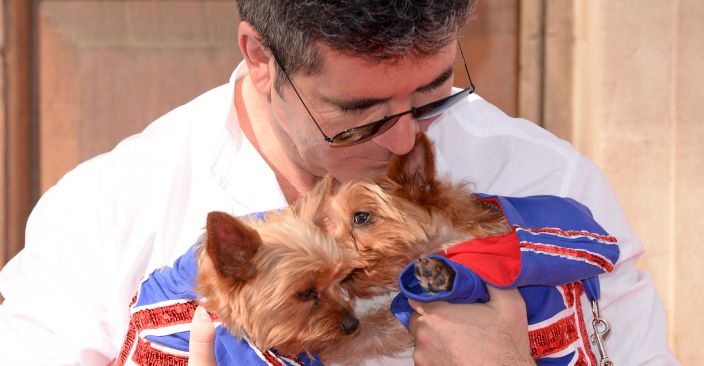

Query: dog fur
[[302, 133, 511, 364], [325, 132, 509, 298]]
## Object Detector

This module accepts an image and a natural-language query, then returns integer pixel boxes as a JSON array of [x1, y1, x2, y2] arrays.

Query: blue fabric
[[391, 194, 620, 365], [128, 244, 322, 366]]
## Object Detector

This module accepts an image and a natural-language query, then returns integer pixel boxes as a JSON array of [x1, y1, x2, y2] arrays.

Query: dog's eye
[[297, 287, 319, 304], [342, 268, 363, 283], [353, 211, 372, 226]]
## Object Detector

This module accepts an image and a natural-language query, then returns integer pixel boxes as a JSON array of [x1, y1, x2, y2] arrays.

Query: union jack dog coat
[[113, 239, 323, 366], [392, 194, 620, 366]]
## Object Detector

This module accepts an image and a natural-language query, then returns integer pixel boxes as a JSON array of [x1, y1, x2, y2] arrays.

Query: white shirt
[[0, 62, 679, 365]]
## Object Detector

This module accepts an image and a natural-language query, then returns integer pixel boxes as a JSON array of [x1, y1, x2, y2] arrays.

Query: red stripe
[[570, 283, 598, 365], [262, 350, 285, 366], [515, 226, 617, 243], [132, 338, 189, 366], [270, 350, 306, 366], [575, 348, 588, 366], [114, 320, 137, 366], [528, 314, 580, 359], [131, 301, 199, 332], [520, 242, 614, 272]]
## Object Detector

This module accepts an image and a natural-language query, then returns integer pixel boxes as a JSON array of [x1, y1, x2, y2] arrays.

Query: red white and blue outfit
[[113, 238, 322, 366], [392, 194, 620, 366]]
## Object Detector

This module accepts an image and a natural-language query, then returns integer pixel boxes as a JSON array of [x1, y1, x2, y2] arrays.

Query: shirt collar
[[208, 61, 289, 215]]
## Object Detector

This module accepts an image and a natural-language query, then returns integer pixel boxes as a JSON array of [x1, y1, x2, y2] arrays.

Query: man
[[0, 1, 677, 365]]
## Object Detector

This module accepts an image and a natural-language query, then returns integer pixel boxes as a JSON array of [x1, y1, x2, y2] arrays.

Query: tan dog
[[198, 210, 360, 356], [326, 132, 509, 298], [296, 133, 510, 364], [116, 182, 362, 365]]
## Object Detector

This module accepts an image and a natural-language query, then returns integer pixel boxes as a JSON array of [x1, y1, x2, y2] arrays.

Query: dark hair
[[235, 0, 475, 92]]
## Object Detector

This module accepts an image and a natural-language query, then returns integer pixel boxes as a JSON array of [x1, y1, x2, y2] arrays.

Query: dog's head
[[324, 133, 504, 297], [197, 197, 360, 354], [322, 133, 443, 296]]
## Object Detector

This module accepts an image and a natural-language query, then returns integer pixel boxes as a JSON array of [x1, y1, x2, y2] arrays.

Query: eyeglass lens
[[329, 86, 473, 147]]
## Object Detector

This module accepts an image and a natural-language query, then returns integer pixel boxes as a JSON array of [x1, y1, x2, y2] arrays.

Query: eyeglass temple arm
[[271, 51, 335, 144], [456, 39, 475, 93]]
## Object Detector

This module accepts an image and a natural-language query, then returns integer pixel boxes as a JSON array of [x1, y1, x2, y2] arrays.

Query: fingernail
[[195, 305, 209, 320]]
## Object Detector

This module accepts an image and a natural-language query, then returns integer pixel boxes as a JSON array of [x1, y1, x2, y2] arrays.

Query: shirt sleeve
[[0, 155, 172, 365], [0, 159, 117, 364]]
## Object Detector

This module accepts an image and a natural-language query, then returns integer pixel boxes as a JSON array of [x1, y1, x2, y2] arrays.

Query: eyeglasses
[[273, 41, 475, 147]]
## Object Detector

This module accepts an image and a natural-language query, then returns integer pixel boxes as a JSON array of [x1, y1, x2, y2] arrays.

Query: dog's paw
[[414, 257, 455, 293]]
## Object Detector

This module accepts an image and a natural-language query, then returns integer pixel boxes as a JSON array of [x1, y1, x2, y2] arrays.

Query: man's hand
[[188, 305, 217, 366], [409, 286, 534, 366]]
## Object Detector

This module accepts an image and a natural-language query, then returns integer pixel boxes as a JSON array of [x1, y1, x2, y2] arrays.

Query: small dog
[[114, 183, 361, 365], [322, 133, 620, 365], [326, 133, 510, 299]]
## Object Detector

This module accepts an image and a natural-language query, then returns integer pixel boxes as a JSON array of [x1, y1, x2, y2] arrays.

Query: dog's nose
[[341, 313, 359, 334]]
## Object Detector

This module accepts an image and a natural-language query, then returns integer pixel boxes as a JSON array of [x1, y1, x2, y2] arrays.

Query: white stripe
[[149, 341, 191, 357], [244, 336, 277, 366], [137, 321, 224, 338], [130, 272, 155, 309], [279, 353, 304, 366], [123, 338, 138, 366], [527, 307, 574, 330]]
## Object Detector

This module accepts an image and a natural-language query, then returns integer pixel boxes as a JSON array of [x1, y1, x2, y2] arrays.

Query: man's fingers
[[485, 286, 525, 312], [407, 299, 427, 314], [408, 310, 421, 334], [188, 305, 217, 366]]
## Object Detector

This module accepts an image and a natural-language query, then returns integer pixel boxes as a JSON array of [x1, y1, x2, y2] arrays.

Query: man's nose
[[371, 114, 419, 156]]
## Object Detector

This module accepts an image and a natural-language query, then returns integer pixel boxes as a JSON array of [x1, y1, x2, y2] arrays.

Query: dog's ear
[[294, 175, 335, 232], [387, 133, 437, 195], [205, 211, 260, 280]]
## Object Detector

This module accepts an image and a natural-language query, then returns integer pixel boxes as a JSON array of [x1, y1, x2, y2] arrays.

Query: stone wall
[[525, 1, 704, 362]]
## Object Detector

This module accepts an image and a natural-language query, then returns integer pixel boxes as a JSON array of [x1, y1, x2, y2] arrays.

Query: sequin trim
[[520, 242, 615, 272], [527, 282, 598, 364], [529, 314, 579, 358], [514, 225, 617, 244]]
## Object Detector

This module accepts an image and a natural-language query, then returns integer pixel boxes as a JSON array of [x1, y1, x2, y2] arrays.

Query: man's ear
[[238, 21, 273, 95], [205, 211, 260, 280], [387, 132, 437, 188]]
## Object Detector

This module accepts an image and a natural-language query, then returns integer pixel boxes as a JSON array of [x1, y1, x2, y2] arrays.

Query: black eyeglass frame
[[273, 40, 475, 147]]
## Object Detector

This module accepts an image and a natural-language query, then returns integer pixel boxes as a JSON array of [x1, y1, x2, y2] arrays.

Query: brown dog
[[306, 133, 512, 364], [326, 133, 509, 298], [116, 182, 363, 365], [197, 210, 360, 356]]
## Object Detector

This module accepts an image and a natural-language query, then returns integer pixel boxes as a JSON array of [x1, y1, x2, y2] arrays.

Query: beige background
[[0, 0, 701, 363]]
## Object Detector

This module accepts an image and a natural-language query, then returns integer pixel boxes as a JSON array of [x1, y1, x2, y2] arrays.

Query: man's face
[[270, 42, 457, 183]]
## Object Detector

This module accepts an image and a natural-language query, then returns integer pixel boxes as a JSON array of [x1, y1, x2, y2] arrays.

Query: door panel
[[37, 1, 242, 192]]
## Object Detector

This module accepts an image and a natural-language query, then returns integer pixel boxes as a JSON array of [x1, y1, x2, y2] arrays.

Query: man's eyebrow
[[321, 64, 456, 112], [321, 96, 391, 112], [415, 65, 454, 94]]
